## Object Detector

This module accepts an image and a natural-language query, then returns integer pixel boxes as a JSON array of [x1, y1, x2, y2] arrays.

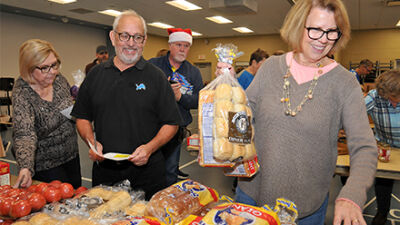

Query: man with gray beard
[[149, 28, 203, 186], [72, 10, 182, 200]]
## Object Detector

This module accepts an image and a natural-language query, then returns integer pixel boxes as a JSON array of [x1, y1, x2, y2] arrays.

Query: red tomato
[[9, 199, 31, 218], [0, 197, 13, 216], [49, 180, 62, 189], [7, 188, 21, 198], [16, 190, 29, 201], [35, 183, 48, 195], [0, 185, 11, 192], [74, 186, 88, 196], [27, 184, 38, 193], [28, 192, 46, 211], [59, 183, 74, 199], [44, 187, 61, 203]]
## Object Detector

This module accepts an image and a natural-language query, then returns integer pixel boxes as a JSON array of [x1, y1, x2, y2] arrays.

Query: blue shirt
[[149, 52, 203, 126], [237, 70, 254, 90], [365, 89, 400, 147]]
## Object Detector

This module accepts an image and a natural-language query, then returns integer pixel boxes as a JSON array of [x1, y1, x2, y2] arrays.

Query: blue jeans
[[298, 195, 328, 225], [235, 186, 329, 225], [164, 143, 181, 186]]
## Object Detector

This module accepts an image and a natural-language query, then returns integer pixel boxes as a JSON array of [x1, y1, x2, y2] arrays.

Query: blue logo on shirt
[[136, 83, 146, 91]]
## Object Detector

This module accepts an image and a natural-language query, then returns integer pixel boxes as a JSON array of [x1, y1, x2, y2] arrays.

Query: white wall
[[0, 12, 108, 85]]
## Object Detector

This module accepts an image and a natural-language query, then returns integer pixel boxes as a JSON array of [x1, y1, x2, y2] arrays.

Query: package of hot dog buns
[[198, 44, 258, 174]]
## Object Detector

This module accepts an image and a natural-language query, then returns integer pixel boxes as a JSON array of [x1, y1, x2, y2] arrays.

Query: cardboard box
[[0, 161, 10, 185]]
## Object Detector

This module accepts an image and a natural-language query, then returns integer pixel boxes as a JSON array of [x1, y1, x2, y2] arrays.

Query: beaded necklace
[[280, 57, 323, 117]]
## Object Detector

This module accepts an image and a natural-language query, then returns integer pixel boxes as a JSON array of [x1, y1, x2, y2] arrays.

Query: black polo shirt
[[72, 57, 182, 154]]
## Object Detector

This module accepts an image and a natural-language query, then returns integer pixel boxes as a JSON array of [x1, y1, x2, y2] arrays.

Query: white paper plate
[[103, 152, 130, 161]]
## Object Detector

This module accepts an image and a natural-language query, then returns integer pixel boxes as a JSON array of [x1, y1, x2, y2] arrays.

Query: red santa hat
[[168, 28, 192, 45]]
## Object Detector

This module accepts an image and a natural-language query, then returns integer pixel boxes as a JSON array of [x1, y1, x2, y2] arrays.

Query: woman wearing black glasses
[[216, 0, 377, 224], [12, 39, 81, 189]]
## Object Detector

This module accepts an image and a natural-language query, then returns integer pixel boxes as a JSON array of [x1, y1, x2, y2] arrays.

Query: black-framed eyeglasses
[[305, 26, 341, 41], [35, 61, 60, 73], [98, 51, 108, 55], [114, 31, 145, 44]]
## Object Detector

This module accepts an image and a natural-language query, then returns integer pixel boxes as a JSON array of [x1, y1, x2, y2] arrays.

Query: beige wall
[[0, 12, 168, 85], [188, 35, 289, 79], [1, 11, 399, 86], [338, 29, 400, 69]]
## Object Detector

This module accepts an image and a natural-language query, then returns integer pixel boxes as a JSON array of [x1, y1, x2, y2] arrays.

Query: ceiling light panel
[[148, 22, 175, 29], [233, 27, 253, 33], [206, 16, 233, 24], [166, 0, 202, 11], [98, 10, 122, 17], [191, 31, 202, 36], [48, 0, 77, 3]]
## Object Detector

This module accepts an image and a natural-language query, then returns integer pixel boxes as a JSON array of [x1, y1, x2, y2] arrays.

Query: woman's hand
[[13, 168, 32, 188], [215, 62, 235, 77], [333, 200, 366, 225]]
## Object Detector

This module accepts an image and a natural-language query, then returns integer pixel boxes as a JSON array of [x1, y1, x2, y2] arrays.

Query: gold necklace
[[280, 59, 323, 117]]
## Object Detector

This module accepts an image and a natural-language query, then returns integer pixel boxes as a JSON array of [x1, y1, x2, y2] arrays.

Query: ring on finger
[[352, 219, 359, 223]]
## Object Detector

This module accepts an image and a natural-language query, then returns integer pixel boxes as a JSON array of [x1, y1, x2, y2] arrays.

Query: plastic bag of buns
[[144, 179, 219, 225], [198, 43, 257, 170]]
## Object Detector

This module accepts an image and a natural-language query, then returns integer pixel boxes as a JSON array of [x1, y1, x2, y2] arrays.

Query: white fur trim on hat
[[168, 32, 192, 45]]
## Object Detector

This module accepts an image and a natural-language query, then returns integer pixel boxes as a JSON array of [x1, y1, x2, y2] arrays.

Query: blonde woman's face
[[31, 52, 58, 87], [300, 7, 337, 64]]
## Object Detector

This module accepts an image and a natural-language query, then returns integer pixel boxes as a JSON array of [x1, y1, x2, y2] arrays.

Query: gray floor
[[1, 109, 399, 224]]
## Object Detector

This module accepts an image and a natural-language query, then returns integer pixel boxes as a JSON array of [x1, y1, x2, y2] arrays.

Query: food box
[[0, 161, 10, 185]]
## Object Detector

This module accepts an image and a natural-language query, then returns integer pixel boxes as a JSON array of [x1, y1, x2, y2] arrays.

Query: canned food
[[377, 141, 391, 163]]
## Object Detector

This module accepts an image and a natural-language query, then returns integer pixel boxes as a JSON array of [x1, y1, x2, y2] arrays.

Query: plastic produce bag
[[70, 69, 85, 100]]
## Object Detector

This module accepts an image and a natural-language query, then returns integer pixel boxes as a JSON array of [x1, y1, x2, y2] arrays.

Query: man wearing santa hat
[[149, 28, 203, 186]]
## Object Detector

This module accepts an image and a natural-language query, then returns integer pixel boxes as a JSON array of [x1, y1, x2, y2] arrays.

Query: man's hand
[[171, 82, 182, 101], [88, 140, 104, 162], [333, 200, 366, 225], [128, 144, 152, 166], [13, 168, 32, 188]]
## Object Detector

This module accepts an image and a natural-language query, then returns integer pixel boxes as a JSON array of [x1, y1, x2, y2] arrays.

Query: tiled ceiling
[[1, 0, 399, 38]]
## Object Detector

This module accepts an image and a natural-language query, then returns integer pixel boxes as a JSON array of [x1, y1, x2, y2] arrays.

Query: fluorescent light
[[233, 27, 254, 33], [148, 22, 175, 29], [98, 9, 122, 17], [191, 31, 202, 36], [397, 20, 400, 27], [166, 0, 202, 11], [48, 0, 76, 3], [206, 16, 233, 24]]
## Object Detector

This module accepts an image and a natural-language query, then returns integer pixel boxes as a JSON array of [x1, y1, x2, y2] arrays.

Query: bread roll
[[59, 217, 81, 225], [214, 100, 233, 119], [233, 104, 246, 113], [214, 117, 229, 138], [230, 144, 245, 161], [215, 83, 232, 100], [29, 213, 57, 225], [125, 201, 147, 216], [243, 143, 256, 161], [245, 105, 253, 118], [232, 87, 246, 104], [213, 138, 233, 161], [12, 222, 31, 225]]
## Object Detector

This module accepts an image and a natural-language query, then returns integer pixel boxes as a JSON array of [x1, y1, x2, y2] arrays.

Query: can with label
[[0, 161, 10, 185], [377, 141, 391, 163]]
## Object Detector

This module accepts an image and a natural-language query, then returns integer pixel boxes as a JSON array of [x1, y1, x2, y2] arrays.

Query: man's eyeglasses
[[114, 31, 145, 44], [98, 51, 108, 55], [35, 61, 60, 73], [305, 27, 341, 41]]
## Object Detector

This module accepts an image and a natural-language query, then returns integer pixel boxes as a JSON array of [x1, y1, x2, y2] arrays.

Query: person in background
[[365, 69, 400, 225], [273, 49, 286, 56], [149, 28, 203, 186], [84, 45, 109, 75], [350, 59, 373, 85], [72, 10, 182, 200], [12, 39, 81, 188], [156, 48, 168, 57], [216, 0, 377, 224], [237, 48, 268, 90]]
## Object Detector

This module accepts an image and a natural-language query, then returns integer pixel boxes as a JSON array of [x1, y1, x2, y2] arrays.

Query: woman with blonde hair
[[217, 0, 377, 224], [12, 39, 81, 188]]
